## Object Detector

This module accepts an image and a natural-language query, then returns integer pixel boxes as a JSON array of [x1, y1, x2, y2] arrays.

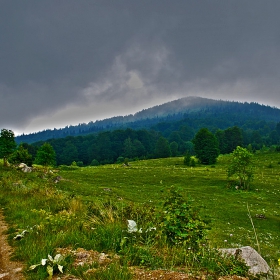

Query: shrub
[[90, 159, 99, 166], [159, 186, 208, 249], [227, 146, 254, 190], [116, 157, 124, 164], [189, 157, 196, 167], [184, 152, 191, 166]]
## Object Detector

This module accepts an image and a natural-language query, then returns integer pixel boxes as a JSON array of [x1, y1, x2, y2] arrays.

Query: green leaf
[[47, 265, 53, 278]]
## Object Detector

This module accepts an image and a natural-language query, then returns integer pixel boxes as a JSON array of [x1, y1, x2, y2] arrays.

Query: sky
[[1, 1, 280, 135]]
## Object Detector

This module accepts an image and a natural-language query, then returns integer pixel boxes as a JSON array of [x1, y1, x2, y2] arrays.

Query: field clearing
[[58, 153, 280, 262], [0, 152, 280, 279]]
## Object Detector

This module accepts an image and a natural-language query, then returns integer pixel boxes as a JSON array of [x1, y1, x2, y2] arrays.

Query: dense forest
[[20, 121, 280, 166], [13, 97, 280, 166], [15, 97, 280, 144]]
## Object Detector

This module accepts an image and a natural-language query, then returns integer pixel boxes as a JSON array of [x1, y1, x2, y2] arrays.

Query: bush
[[189, 157, 196, 167], [116, 157, 124, 164], [159, 187, 208, 249], [90, 159, 99, 166], [183, 152, 191, 166], [227, 146, 254, 190]]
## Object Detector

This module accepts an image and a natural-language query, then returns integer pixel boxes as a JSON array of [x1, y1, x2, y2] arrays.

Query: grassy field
[[58, 153, 280, 259], [0, 151, 279, 279]]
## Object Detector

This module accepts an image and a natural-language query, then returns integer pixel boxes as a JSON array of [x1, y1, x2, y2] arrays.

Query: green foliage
[[223, 126, 243, 154], [183, 152, 191, 165], [2, 153, 280, 278], [198, 248, 249, 277], [154, 136, 171, 158], [0, 128, 17, 166], [170, 141, 178, 157], [90, 159, 100, 166], [275, 145, 280, 152], [35, 142, 56, 166], [8, 143, 33, 166], [160, 187, 208, 248], [193, 128, 219, 165], [189, 157, 196, 167], [124, 158, 129, 166], [123, 137, 134, 158], [29, 253, 64, 279], [184, 152, 196, 167], [88, 263, 132, 280], [227, 146, 254, 190]]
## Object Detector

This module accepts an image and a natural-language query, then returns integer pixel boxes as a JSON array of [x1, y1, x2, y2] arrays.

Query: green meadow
[[0, 151, 279, 279], [58, 153, 280, 259]]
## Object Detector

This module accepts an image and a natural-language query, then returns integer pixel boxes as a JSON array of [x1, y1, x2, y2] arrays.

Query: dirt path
[[0, 211, 24, 280]]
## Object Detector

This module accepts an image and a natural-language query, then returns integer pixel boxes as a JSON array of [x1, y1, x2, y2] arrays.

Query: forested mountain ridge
[[16, 96, 280, 144]]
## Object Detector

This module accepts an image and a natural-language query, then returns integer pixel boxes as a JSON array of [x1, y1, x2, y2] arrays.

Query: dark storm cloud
[[1, 1, 280, 133]]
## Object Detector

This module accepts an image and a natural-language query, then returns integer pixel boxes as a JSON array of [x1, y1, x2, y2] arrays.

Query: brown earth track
[[0, 211, 24, 280]]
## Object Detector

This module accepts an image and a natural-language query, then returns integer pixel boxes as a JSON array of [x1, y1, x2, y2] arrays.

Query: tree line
[[2, 121, 280, 168]]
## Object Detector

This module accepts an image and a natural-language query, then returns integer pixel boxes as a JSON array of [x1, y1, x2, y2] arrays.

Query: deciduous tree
[[35, 143, 56, 167], [227, 146, 254, 190], [9, 143, 33, 166], [154, 136, 171, 158], [170, 141, 178, 157], [0, 129, 17, 166], [192, 128, 219, 164]]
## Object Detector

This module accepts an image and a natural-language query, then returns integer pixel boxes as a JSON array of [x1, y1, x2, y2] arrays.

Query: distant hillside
[[16, 96, 280, 144]]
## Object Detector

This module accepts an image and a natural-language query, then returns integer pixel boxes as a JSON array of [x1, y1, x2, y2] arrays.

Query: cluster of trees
[[0, 129, 56, 167], [0, 127, 256, 192], [2, 120, 280, 168]]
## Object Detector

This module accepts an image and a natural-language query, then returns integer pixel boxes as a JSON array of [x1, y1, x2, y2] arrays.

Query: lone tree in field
[[0, 129, 17, 166], [35, 143, 56, 167], [227, 146, 254, 190], [192, 128, 219, 164]]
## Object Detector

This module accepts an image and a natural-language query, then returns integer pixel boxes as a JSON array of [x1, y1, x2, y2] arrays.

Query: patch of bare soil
[[0, 211, 24, 280]]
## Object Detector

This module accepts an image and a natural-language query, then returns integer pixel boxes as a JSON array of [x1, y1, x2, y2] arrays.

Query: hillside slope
[[16, 96, 280, 144]]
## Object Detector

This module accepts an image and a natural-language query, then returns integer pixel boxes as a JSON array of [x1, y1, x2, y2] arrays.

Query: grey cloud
[[1, 1, 280, 133]]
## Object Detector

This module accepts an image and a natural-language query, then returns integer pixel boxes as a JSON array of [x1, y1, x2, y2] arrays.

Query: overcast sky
[[1, 1, 280, 135]]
